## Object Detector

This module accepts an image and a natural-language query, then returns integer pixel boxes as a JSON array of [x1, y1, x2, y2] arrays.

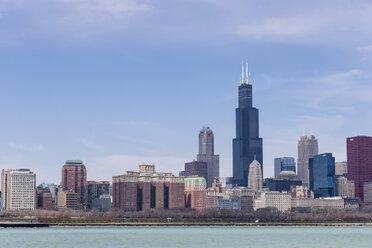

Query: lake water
[[0, 226, 371, 248]]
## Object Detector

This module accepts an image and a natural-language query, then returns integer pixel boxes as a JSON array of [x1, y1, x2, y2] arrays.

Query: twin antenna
[[240, 60, 250, 85]]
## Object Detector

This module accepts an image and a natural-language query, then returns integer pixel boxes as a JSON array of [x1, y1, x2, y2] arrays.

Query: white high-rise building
[[247, 159, 263, 192], [1, 169, 36, 210]]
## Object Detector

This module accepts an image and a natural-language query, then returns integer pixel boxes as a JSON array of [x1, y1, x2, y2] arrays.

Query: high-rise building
[[266, 178, 302, 192], [196, 127, 219, 187], [112, 164, 185, 211], [335, 161, 348, 176], [335, 176, 355, 198], [363, 181, 372, 204], [247, 159, 263, 192], [274, 157, 296, 179], [87, 181, 110, 210], [1, 169, 36, 210], [185, 161, 207, 181], [309, 153, 335, 198], [233, 62, 263, 187], [185, 176, 207, 210], [61, 160, 87, 208], [36, 187, 55, 210], [298, 135, 318, 186], [347, 136, 372, 201]]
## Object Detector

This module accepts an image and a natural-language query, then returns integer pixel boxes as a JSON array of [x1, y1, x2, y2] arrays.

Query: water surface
[[0, 226, 371, 248]]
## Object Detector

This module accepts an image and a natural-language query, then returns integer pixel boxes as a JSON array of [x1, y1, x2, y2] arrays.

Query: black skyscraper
[[233, 62, 263, 187]]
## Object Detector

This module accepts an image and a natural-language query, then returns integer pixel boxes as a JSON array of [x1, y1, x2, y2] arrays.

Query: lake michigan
[[1, 226, 371, 248]]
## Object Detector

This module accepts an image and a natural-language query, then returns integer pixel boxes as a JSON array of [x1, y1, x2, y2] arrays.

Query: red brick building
[[62, 160, 87, 208], [185, 176, 207, 210], [36, 187, 55, 210], [112, 164, 185, 211]]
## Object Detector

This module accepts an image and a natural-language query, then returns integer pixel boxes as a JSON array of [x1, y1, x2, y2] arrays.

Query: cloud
[[6, 142, 46, 152], [86, 154, 188, 181]]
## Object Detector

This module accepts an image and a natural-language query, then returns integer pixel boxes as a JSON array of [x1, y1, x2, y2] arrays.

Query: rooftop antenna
[[245, 60, 249, 84], [241, 60, 244, 85]]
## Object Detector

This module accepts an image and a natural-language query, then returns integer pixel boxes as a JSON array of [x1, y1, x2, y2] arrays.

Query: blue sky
[[1, 0, 372, 184]]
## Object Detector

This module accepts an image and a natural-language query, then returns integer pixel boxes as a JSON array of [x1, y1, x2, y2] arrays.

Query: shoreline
[[53, 222, 372, 227]]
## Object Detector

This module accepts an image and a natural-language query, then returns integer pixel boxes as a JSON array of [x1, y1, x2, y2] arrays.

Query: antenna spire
[[241, 60, 244, 85], [245, 60, 249, 84]]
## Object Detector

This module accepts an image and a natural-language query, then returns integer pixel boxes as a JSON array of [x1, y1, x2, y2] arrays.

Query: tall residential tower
[[233, 61, 263, 187], [197, 127, 219, 187], [62, 160, 87, 209]]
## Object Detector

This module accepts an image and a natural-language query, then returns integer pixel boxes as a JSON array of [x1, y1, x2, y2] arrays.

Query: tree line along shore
[[2, 206, 372, 225]]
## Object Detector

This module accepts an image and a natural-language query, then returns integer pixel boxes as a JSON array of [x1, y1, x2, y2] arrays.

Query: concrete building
[[336, 176, 355, 198], [1, 169, 36, 210], [291, 198, 314, 208], [247, 159, 263, 192], [112, 164, 185, 211], [274, 157, 296, 179], [313, 197, 344, 209], [309, 153, 335, 198], [363, 181, 372, 204], [185, 176, 207, 210], [197, 127, 220, 187], [347, 136, 372, 201], [0, 197, 3, 216], [290, 185, 310, 198], [87, 181, 110, 210], [185, 161, 207, 181], [57, 191, 78, 209], [36, 187, 55, 210], [254, 191, 292, 212], [62, 160, 87, 208], [92, 194, 111, 211], [335, 161, 348, 176], [218, 195, 241, 210], [233, 62, 263, 187], [298, 135, 318, 187]]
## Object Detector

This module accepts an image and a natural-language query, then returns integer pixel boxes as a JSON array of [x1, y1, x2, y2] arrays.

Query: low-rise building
[[217, 194, 241, 210], [291, 198, 314, 208], [313, 197, 344, 209], [92, 194, 111, 211], [254, 191, 292, 212], [57, 191, 78, 209]]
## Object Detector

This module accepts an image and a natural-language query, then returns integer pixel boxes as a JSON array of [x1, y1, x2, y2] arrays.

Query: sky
[[1, 0, 372, 184]]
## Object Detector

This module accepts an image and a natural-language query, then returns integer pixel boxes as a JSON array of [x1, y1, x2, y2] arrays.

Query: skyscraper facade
[[1, 169, 36, 210], [197, 127, 219, 187], [185, 176, 207, 210], [309, 153, 335, 198], [247, 159, 263, 192], [233, 62, 263, 187], [62, 160, 87, 208], [274, 157, 296, 179], [87, 181, 110, 210], [297, 135, 318, 187], [347, 136, 372, 201], [185, 161, 207, 180]]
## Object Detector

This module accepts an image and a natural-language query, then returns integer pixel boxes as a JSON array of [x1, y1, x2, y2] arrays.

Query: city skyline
[[1, 1, 372, 184]]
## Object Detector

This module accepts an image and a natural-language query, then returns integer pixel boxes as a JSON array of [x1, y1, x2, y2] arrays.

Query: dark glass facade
[[233, 83, 263, 186], [309, 153, 335, 198], [347, 136, 372, 201], [274, 157, 296, 179], [265, 178, 302, 192]]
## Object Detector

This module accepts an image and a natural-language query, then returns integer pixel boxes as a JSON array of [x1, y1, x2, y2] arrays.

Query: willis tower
[[233, 61, 263, 187]]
